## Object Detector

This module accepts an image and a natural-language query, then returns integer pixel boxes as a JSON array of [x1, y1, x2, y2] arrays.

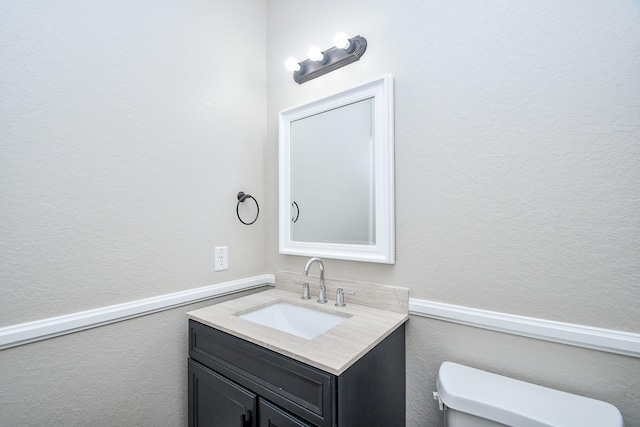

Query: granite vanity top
[[186, 271, 409, 375]]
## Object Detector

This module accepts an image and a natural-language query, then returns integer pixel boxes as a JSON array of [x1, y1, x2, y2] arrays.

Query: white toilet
[[435, 362, 624, 426]]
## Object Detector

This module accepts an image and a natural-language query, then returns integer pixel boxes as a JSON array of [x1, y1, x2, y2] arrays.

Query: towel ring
[[236, 192, 259, 225]]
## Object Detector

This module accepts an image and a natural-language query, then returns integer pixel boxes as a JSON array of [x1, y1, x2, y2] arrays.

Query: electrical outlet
[[214, 246, 228, 271]]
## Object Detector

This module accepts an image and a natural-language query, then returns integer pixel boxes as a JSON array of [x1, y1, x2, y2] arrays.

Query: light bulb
[[333, 32, 350, 50], [307, 45, 324, 62], [285, 57, 301, 72]]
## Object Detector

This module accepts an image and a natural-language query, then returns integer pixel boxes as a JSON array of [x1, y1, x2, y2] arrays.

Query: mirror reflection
[[290, 98, 375, 245]]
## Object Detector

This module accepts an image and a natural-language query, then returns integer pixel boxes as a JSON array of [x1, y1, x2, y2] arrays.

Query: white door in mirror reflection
[[290, 98, 375, 245]]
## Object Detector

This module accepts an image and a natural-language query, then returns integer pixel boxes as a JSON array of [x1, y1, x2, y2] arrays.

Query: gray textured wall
[[265, 1, 640, 425], [1, 1, 266, 425], [0, 0, 268, 326]]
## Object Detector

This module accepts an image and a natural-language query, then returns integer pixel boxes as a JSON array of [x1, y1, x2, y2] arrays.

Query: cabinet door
[[189, 359, 256, 427], [258, 399, 313, 427]]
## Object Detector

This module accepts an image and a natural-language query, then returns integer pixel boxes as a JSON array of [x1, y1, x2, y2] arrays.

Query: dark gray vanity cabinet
[[188, 319, 406, 427]]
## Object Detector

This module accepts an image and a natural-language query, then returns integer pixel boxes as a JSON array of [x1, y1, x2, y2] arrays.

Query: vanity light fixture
[[285, 33, 367, 84]]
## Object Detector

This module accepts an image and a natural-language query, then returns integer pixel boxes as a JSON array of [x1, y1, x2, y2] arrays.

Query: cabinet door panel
[[258, 399, 312, 427], [189, 359, 256, 427]]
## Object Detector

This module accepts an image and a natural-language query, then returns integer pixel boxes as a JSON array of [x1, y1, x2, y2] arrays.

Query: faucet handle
[[300, 282, 311, 300], [335, 288, 355, 307]]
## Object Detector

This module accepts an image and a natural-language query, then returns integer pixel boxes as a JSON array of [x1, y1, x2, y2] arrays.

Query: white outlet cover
[[215, 246, 228, 271]]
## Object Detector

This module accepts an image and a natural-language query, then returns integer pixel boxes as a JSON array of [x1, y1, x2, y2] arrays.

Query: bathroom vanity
[[186, 271, 409, 427]]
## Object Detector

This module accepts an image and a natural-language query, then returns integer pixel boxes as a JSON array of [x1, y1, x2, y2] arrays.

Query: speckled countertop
[[187, 271, 409, 375]]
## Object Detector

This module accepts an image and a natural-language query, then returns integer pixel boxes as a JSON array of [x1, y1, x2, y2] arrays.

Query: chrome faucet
[[303, 257, 327, 303]]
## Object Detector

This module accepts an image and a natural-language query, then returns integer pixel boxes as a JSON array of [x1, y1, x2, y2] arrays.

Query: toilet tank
[[436, 362, 624, 427]]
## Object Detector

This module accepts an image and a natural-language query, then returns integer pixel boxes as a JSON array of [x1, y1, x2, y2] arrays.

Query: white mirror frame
[[279, 75, 394, 264]]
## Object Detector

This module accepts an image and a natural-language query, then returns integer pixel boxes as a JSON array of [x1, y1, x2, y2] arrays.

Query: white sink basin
[[237, 302, 349, 339]]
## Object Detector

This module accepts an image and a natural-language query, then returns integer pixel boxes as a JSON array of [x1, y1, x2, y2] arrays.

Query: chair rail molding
[[2, 276, 637, 359], [409, 298, 640, 358], [0, 274, 275, 350]]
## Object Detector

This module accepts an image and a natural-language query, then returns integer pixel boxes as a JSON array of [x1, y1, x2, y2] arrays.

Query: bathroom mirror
[[279, 75, 394, 263]]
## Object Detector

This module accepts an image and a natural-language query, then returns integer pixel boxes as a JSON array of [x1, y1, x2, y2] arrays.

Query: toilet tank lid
[[436, 362, 624, 427]]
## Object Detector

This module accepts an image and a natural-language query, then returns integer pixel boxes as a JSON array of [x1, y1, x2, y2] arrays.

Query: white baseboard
[[0, 274, 275, 351], [409, 298, 640, 358]]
